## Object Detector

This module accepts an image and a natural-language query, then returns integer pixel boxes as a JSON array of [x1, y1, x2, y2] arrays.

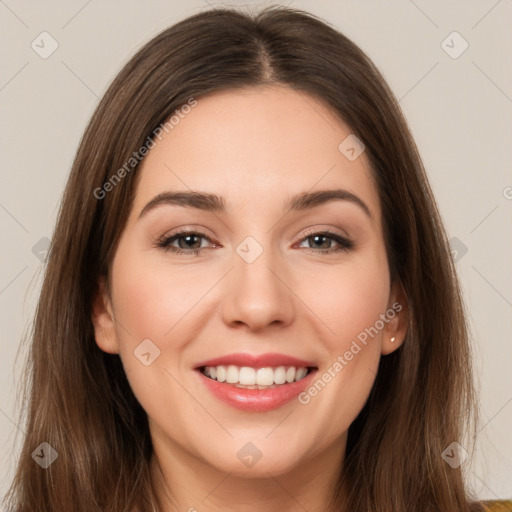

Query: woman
[[3, 5, 507, 512]]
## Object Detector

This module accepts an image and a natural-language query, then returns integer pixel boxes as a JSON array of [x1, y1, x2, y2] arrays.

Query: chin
[[200, 436, 309, 478]]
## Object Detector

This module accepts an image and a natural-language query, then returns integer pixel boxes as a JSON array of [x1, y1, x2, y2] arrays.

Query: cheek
[[299, 250, 390, 350], [108, 242, 226, 413], [110, 243, 213, 349], [108, 246, 208, 428], [294, 250, 389, 427]]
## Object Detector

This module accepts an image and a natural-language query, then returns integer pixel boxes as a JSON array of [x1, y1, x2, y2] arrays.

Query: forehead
[[131, 85, 381, 221]]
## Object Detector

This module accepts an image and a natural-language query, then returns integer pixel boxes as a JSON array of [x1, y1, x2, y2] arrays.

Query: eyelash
[[155, 229, 354, 257]]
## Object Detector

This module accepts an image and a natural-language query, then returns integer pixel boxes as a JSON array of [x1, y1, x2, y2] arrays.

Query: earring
[[390, 336, 396, 343]]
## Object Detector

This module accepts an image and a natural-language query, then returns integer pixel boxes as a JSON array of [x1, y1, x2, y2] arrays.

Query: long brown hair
[[4, 6, 484, 511]]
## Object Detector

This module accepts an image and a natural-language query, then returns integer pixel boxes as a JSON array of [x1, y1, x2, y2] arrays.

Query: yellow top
[[483, 501, 512, 511]]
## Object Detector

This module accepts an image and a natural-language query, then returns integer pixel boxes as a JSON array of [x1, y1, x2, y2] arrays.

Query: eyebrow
[[138, 188, 372, 220]]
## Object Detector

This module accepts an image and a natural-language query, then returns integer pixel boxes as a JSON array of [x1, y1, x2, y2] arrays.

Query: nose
[[220, 241, 295, 332]]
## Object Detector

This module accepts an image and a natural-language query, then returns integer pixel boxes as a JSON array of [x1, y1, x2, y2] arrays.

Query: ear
[[91, 275, 120, 354], [381, 279, 409, 355]]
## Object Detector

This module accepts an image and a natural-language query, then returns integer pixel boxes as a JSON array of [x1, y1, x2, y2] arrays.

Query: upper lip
[[195, 352, 317, 369]]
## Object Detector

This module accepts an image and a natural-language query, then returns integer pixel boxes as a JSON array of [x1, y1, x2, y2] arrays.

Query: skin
[[92, 85, 409, 512]]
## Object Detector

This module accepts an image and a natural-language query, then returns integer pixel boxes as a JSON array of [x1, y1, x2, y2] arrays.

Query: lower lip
[[196, 369, 317, 412]]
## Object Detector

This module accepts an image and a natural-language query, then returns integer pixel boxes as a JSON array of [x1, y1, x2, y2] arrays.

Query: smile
[[194, 353, 318, 412], [201, 365, 311, 389]]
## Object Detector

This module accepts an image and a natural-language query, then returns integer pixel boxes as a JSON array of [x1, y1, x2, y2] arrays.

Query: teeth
[[239, 367, 256, 385], [256, 367, 274, 386], [216, 366, 226, 382], [295, 367, 308, 380], [202, 365, 311, 386], [286, 367, 296, 383], [226, 365, 238, 384], [274, 366, 286, 385]]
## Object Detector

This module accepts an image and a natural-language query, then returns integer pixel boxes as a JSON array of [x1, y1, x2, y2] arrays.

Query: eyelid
[[298, 225, 352, 242], [156, 225, 217, 242], [155, 230, 217, 250]]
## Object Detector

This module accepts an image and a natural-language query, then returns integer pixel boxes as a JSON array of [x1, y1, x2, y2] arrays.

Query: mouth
[[194, 354, 318, 412], [199, 364, 315, 389]]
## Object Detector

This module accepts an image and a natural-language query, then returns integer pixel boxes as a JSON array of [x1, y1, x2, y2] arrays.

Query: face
[[92, 85, 407, 483]]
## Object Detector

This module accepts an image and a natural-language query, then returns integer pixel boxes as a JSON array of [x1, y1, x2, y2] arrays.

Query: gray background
[[1, 0, 511, 502]]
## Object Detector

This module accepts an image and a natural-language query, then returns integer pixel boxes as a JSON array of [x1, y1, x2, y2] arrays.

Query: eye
[[156, 230, 215, 256], [297, 230, 354, 255], [155, 229, 354, 256]]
